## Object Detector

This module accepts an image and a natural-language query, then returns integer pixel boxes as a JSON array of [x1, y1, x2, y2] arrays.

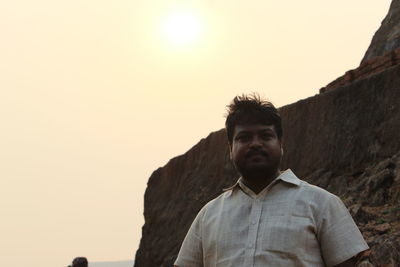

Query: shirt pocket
[[259, 215, 316, 254]]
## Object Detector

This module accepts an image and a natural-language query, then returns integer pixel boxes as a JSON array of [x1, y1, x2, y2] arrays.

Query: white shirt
[[175, 169, 368, 267]]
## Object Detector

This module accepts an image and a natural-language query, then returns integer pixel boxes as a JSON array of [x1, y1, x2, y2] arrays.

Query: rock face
[[134, 1, 400, 266], [320, 47, 400, 93], [134, 65, 400, 267], [362, 0, 400, 63], [134, 130, 239, 267]]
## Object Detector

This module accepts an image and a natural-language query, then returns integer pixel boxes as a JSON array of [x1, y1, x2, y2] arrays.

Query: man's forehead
[[234, 124, 276, 133]]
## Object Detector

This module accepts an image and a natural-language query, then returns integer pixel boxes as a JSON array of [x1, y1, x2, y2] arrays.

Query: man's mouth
[[246, 150, 268, 158]]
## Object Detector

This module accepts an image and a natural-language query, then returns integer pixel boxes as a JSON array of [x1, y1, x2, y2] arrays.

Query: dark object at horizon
[[72, 257, 88, 267]]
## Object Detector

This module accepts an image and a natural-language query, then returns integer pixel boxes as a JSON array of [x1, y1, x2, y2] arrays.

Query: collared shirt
[[174, 169, 368, 267]]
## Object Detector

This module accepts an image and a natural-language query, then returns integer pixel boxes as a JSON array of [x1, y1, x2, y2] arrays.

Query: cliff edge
[[135, 1, 400, 266], [362, 0, 400, 63]]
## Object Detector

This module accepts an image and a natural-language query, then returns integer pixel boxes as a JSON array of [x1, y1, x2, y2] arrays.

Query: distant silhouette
[[71, 257, 88, 267]]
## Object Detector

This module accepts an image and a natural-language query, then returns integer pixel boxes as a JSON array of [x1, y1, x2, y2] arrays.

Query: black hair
[[225, 93, 282, 145]]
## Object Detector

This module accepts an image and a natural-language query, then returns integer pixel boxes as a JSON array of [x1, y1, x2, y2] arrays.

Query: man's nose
[[249, 136, 262, 147]]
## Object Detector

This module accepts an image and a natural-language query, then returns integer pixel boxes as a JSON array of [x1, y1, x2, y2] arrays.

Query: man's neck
[[241, 170, 281, 195]]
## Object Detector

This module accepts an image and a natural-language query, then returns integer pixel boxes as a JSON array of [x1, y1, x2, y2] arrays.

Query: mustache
[[245, 148, 268, 158]]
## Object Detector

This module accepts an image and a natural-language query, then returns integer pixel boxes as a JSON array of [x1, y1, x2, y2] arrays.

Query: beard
[[234, 149, 281, 179], [236, 161, 280, 179]]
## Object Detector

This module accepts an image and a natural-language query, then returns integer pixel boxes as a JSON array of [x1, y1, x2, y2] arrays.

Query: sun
[[161, 10, 204, 47]]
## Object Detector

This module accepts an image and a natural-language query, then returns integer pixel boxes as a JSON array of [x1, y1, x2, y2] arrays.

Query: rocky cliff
[[362, 0, 400, 63], [134, 130, 239, 267], [134, 2, 400, 266]]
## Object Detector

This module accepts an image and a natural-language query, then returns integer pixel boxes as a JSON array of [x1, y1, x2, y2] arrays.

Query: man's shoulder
[[195, 189, 238, 219], [280, 170, 337, 200], [282, 169, 334, 196], [297, 179, 339, 202], [202, 190, 233, 209]]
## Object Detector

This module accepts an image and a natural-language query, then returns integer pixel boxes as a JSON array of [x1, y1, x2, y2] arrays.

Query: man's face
[[230, 124, 282, 178]]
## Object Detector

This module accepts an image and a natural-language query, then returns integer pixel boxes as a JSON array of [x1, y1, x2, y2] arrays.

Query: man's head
[[225, 94, 283, 178], [225, 94, 282, 146]]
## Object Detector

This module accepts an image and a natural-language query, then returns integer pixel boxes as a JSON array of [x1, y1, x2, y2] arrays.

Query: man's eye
[[236, 135, 249, 141], [261, 134, 272, 140]]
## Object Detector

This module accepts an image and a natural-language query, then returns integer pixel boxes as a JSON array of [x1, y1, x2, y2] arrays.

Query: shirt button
[[252, 221, 256, 225], [248, 244, 253, 248]]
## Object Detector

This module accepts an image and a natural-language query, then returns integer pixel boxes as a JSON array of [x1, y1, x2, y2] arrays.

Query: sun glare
[[161, 10, 203, 47]]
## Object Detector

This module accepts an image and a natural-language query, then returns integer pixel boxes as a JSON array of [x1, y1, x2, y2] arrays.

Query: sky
[[0, 0, 392, 266]]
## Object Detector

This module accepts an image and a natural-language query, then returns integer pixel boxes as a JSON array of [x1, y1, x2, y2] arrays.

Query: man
[[174, 94, 368, 267]]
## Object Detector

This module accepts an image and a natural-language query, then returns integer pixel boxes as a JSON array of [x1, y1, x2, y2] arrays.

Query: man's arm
[[174, 207, 205, 267], [334, 250, 371, 267], [318, 195, 369, 266], [334, 257, 357, 267]]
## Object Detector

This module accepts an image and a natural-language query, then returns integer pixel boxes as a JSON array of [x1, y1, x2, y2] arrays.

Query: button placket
[[243, 198, 263, 266]]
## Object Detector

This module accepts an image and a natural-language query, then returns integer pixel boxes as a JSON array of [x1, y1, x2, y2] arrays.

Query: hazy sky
[[0, 0, 392, 266]]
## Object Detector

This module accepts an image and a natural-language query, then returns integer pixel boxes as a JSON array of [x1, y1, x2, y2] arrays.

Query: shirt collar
[[279, 169, 301, 186], [223, 169, 300, 192]]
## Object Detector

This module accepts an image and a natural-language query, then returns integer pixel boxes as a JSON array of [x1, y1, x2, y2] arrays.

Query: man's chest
[[201, 196, 325, 266]]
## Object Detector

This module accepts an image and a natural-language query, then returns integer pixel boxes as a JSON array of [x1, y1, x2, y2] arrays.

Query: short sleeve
[[318, 195, 369, 266], [174, 208, 205, 267]]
